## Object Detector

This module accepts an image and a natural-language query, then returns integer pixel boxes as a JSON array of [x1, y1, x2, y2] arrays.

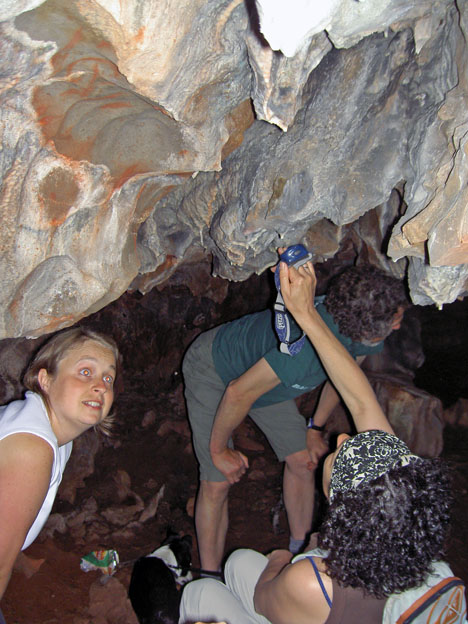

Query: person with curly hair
[[179, 261, 451, 624], [182, 251, 408, 576], [0, 327, 120, 613], [325, 264, 408, 345]]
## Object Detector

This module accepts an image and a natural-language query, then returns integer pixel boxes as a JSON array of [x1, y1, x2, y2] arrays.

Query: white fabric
[[383, 560, 467, 624], [0, 391, 73, 550], [292, 546, 329, 564], [179, 549, 272, 624]]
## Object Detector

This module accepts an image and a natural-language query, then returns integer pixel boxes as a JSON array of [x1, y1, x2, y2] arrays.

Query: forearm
[[313, 381, 340, 427], [295, 309, 392, 433], [209, 383, 252, 454], [210, 358, 281, 454]]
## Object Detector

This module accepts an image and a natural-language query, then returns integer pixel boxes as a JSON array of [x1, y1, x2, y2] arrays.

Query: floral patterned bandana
[[329, 430, 419, 499]]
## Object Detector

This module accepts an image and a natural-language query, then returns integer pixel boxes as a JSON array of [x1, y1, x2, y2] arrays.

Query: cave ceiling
[[1, 0, 468, 339]]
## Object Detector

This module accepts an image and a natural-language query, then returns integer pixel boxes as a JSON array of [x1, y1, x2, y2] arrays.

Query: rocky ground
[[2, 383, 468, 623]]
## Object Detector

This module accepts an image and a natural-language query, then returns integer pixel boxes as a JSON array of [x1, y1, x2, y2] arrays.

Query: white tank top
[[0, 391, 73, 550]]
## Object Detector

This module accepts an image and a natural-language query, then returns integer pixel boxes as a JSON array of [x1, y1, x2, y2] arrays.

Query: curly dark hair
[[318, 458, 452, 599], [325, 264, 408, 343]]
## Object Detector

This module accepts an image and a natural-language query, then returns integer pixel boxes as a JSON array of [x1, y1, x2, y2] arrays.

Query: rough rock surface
[[0, 0, 467, 334]]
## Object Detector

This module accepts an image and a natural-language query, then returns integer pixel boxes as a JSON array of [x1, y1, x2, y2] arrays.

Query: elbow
[[225, 378, 252, 408]]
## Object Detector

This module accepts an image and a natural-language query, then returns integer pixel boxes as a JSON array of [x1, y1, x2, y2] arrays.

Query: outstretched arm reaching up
[[278, 261, 394, 436]]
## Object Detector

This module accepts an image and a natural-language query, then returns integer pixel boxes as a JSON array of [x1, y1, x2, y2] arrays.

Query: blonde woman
[[0, 327, 119, 614]]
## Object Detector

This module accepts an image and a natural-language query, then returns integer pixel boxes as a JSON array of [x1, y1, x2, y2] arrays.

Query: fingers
[[229, 457, 248, 483], [227, 464, 245, 484], [218, 450, 249, 484], [297, 260, 316, 279], [228, 473, 242, 484], [279, 261, 316, 294], [236, 453, 249, 482], [229, 466, 247, 484], [278, 261, 290, 294], [271, 247, 288, 272]]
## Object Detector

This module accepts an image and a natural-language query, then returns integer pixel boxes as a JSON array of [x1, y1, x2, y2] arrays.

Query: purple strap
[[306, 556, 333, 608], [274, 266, 306, 356]]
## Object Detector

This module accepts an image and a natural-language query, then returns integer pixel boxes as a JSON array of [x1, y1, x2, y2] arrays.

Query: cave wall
[[1, 0, 468, 339]]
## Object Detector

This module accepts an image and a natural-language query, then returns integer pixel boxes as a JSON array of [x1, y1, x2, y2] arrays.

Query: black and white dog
[[129, 533, 193, 624]]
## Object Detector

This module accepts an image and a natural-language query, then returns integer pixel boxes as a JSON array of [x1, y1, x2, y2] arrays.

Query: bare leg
[[195, 479, 231, 572], [283, 449, 315, 545]]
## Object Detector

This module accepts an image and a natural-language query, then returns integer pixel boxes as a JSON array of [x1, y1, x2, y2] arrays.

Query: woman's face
[[322, 433, 350, 499], [38, 340, 116, 439]]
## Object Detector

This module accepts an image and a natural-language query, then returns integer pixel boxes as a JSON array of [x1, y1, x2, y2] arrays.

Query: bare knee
[[285, 449, 313, 478], [199, 479, 231, 504]]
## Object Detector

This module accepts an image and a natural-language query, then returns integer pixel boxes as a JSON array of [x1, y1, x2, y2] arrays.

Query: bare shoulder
[[0, 434, 55, 574], [281, 557, 333, 624], [255, 556, 333, 624], [0, 433, 54, 472], [0, 433, 54, 512]]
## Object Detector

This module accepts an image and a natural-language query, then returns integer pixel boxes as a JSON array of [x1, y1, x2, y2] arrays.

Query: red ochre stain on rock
[[99, 101, 133, 110], [38, 168, 80, 227], [52, 30, 85, 72]]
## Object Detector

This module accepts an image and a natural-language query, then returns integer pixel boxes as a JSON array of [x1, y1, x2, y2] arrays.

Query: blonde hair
[[23, 327, 120, 436]]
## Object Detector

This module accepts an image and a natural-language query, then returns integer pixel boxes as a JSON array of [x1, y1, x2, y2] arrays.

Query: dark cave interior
[[1, 259, 467, 623]]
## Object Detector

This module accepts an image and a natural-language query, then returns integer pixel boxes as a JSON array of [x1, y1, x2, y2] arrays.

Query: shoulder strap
[[273, 275, 324, 356], [306, 556, 333, 608], [383, 560, 467, 624], [395, 577, 466, 623]]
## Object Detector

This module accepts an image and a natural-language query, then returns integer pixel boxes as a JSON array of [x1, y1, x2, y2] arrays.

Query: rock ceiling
[[1, 0, 468, 339]]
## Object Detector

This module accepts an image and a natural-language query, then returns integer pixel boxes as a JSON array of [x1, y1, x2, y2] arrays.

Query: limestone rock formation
[[0, 0, 467, 338]]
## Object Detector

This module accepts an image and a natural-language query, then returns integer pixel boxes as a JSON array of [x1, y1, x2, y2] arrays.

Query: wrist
[[307, 417, 325, 431], [210, 443, 228, 456], [292, 307, 317, 327]]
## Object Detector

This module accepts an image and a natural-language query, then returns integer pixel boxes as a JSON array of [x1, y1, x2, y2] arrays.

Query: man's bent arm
[[312, 381, 339, 428], [306, 357, 366, 467], [210, 357, 280, 452]]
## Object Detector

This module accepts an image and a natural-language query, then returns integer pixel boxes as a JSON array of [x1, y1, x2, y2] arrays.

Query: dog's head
[[148, 534, 193, 585]]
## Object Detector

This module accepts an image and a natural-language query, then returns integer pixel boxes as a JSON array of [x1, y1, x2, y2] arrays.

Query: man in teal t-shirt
[[182, 260, 408, 574]]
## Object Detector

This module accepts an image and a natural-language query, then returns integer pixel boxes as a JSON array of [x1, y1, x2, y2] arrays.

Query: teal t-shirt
[[211, 302, 383, 408]]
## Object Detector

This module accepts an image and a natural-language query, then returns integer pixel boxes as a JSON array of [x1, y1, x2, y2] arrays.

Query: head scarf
[[329, 430, 419, 499]]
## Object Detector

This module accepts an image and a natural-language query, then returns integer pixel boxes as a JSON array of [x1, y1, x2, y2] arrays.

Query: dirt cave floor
[[2, 388, 468, 623]]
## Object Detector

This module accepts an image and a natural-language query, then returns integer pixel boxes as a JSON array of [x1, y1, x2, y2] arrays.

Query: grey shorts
[[182, 326, 307, 482]]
